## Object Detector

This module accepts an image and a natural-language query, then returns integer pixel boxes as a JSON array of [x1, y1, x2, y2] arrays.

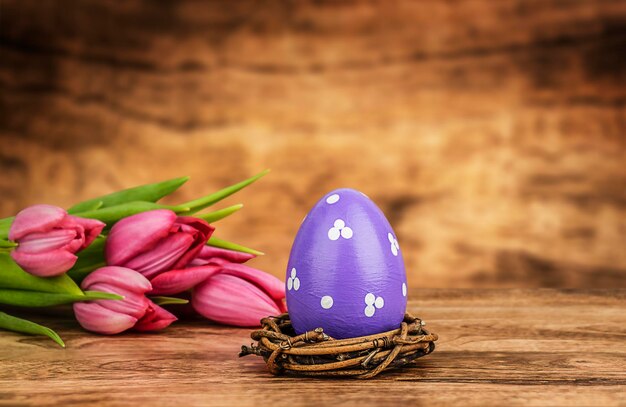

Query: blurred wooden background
[[1, 0, 625, 288]]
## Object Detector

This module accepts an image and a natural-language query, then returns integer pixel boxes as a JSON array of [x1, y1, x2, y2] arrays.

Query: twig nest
[[239, 313, 438, 379]]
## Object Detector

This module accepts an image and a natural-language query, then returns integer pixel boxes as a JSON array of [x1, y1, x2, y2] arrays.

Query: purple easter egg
[[286, 188, 407, 339]]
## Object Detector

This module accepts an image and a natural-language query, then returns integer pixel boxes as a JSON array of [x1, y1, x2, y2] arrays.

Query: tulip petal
[[73, 301, 138, 335], [190, 245, 256, 266], [87, 282, 150, 319], [134, 302, 177, 331], [124, 232, 195, 279], [170, 217, 214, 270], [192, 274, 282, 327], [68, 216, 105, 249], [11, 249, 77, 277], [149, 265, 221, 295], [81, 266, 152, 294], [9, 205, 67, 241], [216, 261, 286, 301], [16, 229, 77, 253], [105, 209, 176, 266]]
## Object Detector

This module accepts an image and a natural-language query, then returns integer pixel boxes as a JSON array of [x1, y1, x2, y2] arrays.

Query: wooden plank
[[0, 0, 625, 288], [0, 289, 624, 406]]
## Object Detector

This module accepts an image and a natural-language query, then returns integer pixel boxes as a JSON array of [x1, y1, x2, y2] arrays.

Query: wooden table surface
[[1, 289, 624, 406]]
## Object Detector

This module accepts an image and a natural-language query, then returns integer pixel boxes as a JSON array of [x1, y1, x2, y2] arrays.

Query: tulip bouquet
[[0, 171, 286, 347]]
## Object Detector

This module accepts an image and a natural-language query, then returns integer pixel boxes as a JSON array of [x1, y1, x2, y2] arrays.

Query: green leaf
[[195, 204, 243, 224], [66, 262, 106, 285], [0, 289, 122, 307], [0, 312, 65, 347], [0, 216, 14, 240], [72, 201, 185, 225], [149, 296, 189, 305], [66, 236, 106, 284], [175, 169, 269, 215], [0, 253, 83, 295], [68, 200, 103, 214], [67, 176, 189, 214], [207, 237, 264, 256]]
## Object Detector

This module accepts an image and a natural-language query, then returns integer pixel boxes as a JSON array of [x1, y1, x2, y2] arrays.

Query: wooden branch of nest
[[239, 313, 438, 379]]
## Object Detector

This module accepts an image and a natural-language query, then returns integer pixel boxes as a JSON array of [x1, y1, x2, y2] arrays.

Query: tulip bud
[[105, 210, 214, 279], [73, 266, 176, 334], [9, 205, 105, 277], [192, 273, 286, 327], [190, 252, 286, 327]]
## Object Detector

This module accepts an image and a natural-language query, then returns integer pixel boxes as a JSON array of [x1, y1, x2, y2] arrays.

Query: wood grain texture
[[1, 1, 625, 288], [0, 289, 624, 406]]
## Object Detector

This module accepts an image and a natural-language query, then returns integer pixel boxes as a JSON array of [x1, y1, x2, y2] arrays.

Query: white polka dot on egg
[[374, 296, 384, 309], [402, 282, 407, 297], [327, 227, 340, 241], [340, 226, 353, 239], [321, 295, 334, 309], [326, 194, 340, 204]]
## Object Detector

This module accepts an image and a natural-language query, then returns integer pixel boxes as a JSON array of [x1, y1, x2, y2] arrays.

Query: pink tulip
[[73, 266, 176, 334], [192, 273, 286, 327], [9, 204, 105, 277], [105, 210, 214, 279], [150, 247, 286, 327]]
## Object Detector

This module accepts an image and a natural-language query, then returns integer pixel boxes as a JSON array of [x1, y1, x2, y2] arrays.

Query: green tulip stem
[[0, 240, 17, 249]]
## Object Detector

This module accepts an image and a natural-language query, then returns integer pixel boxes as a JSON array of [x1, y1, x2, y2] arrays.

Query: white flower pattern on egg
[[364, 292, 384, 317], [388, 232, 400, 256], [287, 268, 300, 291], [328, 219, 353, 241]]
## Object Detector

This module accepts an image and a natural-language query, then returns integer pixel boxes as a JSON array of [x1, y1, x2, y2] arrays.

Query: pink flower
[[105, 210, 214, 279], [9, 204, 105, 277], [192, 273, 286, 327], [73, 266, 176, 334], [150, 247, 286, 327]]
